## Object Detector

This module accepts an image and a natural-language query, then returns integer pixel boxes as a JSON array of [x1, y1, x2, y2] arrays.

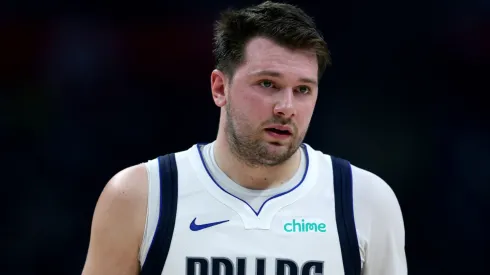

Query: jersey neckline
[[187, 142, 319, 229], [196, 142, 310, 216]]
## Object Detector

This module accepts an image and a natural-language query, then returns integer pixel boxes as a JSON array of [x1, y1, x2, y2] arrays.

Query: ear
[[211, 69, 228, 107]]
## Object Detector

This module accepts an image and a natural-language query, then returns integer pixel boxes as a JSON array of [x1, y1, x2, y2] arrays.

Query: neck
[[213, 134, 302, 190]]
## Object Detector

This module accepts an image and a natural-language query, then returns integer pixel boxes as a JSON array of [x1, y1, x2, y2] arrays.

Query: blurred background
[[2, 0, 489, 274]]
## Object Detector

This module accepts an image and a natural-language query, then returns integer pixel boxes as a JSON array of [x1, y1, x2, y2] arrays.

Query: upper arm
[[352, 167, 407, 275], [82, 164, 148, 275]]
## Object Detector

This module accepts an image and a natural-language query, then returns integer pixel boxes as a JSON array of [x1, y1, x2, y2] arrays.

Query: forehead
[[236, 37, 318, 81]]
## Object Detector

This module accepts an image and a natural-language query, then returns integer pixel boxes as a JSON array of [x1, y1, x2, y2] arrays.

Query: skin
[[212, 36, 319, 189], [82, 164, 147, 275], [81, 36, 319, 275]]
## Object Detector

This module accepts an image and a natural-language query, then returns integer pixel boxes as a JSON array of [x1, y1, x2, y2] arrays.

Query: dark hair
[[213, 1, 330, 80]]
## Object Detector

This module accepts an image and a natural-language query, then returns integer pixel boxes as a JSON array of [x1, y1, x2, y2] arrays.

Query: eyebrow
[[249, 70, 318, 86]]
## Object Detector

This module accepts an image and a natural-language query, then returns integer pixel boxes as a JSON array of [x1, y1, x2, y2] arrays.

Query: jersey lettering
[[186, 257, 324, 275]]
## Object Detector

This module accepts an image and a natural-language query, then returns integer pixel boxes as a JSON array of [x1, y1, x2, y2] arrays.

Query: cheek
[[296, 102, 316, 126], [239, 90, 272, 118]]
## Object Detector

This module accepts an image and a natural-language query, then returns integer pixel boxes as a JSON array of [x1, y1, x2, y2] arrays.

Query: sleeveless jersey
[[138, 143, 361, 275]]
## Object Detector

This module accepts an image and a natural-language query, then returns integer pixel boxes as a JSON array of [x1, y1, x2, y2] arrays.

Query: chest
[[162, 192, 345, 275]]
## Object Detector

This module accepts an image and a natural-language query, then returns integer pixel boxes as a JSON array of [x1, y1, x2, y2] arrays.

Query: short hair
[[213, 1, 331, 80]]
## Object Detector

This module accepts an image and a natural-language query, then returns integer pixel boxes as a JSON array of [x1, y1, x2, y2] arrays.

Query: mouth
[[265, 128, 292, 135], [264, 126, 293, 140]]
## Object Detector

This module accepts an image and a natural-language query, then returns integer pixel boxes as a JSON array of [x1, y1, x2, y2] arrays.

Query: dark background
[[2, 0, 489, 274]]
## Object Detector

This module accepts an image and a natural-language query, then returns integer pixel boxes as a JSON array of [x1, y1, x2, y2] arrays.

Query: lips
[[264, 124, 293, 137], [265, 128, 291, 135]]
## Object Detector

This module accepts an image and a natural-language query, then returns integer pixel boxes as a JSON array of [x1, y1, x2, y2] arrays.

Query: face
[[211, 37, 319, 167]]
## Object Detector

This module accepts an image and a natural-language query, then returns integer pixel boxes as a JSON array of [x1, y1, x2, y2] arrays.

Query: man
[[81, 2, 407, 275]]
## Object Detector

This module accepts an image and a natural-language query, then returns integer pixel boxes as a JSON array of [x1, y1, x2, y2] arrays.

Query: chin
[[261, 150, 294, 167], [263, 139, 288, 148], [264, 141, 295, 155]]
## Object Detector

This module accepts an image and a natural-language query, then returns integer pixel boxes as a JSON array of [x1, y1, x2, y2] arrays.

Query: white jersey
[[139, 143, 406, 275]]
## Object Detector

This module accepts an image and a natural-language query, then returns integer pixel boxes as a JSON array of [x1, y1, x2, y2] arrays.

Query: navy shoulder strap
[[331, 156, 361, 275], [140, 153, 179, 275]]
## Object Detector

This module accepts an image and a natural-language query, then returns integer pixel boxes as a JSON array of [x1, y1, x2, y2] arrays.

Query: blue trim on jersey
[[196, 143, 310, 216], [140, 154, 179, 275], [331, 156, 361, 275]]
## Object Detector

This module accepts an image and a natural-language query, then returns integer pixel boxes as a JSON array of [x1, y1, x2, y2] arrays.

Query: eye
[[297, 86, 311, 94], [259, 80, 274, 88]]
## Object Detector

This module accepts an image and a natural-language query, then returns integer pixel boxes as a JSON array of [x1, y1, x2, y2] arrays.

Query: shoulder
[[309, 145, 403, 220], [347, 161, 405, 243], [311, 148, 406, 268], [94, 163, 149, 239], [347, 163, 406, 271], [82, 163, 150, 274], [101, 163, 149, 212], [349, 163, 401, 214]]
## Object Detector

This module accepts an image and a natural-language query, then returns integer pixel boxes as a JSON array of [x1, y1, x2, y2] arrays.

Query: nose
[[273, 88, 296, 118]]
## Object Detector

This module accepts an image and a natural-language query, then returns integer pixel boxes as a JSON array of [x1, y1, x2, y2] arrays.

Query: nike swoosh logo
[[189, 217, 229, 231]]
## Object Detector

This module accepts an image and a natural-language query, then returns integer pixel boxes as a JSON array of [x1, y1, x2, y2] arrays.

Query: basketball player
[[82, 2, 407, 275]]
